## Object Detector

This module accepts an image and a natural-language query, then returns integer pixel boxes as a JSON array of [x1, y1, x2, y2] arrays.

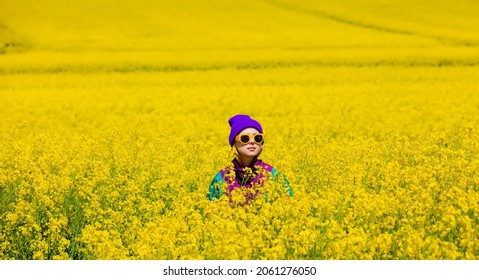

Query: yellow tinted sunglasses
[[235, 133, 264, 145]]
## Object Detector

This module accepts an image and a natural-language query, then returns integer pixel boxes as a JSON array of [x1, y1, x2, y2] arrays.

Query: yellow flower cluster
[[1, 76, 478, 259], [1, 0, 479, 260]]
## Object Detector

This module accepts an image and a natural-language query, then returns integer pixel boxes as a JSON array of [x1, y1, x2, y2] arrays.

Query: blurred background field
[[1, 0, 479, 259], [1, 0, 479, 71]]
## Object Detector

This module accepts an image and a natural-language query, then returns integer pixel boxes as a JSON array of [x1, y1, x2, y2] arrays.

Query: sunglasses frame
[[235, 133, 265, 145]]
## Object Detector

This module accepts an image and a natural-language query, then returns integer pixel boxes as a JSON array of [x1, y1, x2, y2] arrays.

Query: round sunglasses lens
[[240, 135, 250, 143], [254, 135, 263, 143]]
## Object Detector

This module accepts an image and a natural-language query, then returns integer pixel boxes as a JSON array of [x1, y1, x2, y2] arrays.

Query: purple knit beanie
[[228, 114, 263, 146]]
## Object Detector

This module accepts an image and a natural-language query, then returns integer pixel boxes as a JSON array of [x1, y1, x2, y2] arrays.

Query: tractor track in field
[[1, 58, 478, 75], [263, 0, 477, 47]]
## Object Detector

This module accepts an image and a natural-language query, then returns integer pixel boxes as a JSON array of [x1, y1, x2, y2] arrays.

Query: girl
[[207, 114, 293, 204]]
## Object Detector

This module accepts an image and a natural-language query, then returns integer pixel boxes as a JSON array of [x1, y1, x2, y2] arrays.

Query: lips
[[247, 147, 256, 151]]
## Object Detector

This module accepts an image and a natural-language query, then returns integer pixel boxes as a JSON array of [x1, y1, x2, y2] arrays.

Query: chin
[[241, 151, 258, 157], [251, 152, 261, 157]]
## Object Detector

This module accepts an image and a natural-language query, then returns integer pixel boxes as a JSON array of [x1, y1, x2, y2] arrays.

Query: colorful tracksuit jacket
[[207, 158, 293, 202]]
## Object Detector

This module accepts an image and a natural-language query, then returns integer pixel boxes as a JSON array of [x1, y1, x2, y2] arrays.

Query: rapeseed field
[[1, 0, 479, 259]]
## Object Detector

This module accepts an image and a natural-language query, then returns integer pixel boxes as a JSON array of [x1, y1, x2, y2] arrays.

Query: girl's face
[[234, 127, 263, 158]]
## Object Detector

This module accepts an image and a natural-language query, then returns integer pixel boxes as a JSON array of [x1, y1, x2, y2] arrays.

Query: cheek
[[236, 145, 248, 155]]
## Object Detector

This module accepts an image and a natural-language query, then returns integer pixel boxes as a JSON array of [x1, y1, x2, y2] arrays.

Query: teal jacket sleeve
[[207, 171, 224, 201], [271, 168, 294, 197]]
